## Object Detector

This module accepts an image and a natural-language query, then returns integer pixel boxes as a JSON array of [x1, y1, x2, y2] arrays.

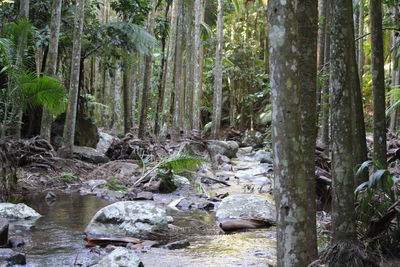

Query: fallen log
[[84, 237, 142, 247]]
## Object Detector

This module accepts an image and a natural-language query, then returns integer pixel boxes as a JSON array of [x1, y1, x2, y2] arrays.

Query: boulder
[[72, 146, 109, 164], [216, 194, 275, 226], [254, 150, 273, 163], [171, 175, 190, 187], [96, 132, 115, 154], [163, 239, 190, 250], [85, 201, 173, 239], [0, 203, 41, 220], [0, 248, 26, 265], [92, 247, 143, 267], [241, 130, 264, 148], [7, 236, 24, 248], [51, 113, 99, 149], [207, 141, 239, 159], [0, 219, 8, 247]]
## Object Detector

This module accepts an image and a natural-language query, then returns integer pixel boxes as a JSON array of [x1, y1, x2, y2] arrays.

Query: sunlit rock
[[92, 247, 143, 267], [0, 203, 41, 220]]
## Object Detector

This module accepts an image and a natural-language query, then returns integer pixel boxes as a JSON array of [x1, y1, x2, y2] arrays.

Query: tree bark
[[184, 0, 194, 134], [358, 0, 365, 84], [211, 0, 224, 139], [316, 0, 326, 117], [40, 0, 62, 141], [390, 5, 400, 132], [122, 55, 133, 134], [62, 0, 85, 155], [268, 0, 318, 266], [192, 0, 203, 133], [138, 0, 157, 139], [370, 0, 387, 167]]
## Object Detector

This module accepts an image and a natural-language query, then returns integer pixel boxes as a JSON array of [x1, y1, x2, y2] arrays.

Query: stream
[[9, 148, 277, 267]]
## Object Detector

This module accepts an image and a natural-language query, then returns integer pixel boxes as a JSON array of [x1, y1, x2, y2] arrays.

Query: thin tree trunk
[[160, 0, 181, 137], [358, 0, 365, 84], [370, 0, 387, 167], [40, 0, 62, 141], [316, 0, 326, 117], [184, 0, 194, 134], [62, 0, 85, 156], [172, 0, 184, 140], [122, 55, 133, 134], [138, 0, 157, 139], [390, 5, 400, 132], [268, 0, 318, 265], [192, 0, 203, 134], [211, 0, 224, 139], [321, 0, 331, 147]]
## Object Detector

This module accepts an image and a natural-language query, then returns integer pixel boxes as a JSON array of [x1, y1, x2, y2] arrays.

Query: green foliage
[[158, 154, 204, 173], [105, 178, 128, 191], [386, 86, 400, 116], [56, 172, 80, 184]]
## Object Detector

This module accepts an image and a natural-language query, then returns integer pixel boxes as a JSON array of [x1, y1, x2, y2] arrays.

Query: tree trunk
[[358, 0, 365, 84], [122, 55, 133, 134], [390, 5, 400, 132], [370, 0, 387, 167], [172, 0, 184, 140], [268, 0, 318, 266], [211, 0, 224, 139], [138, 0, 157, 139], [184, 0, 194, 134], [192, 0, 203, 134], [160, 0, 181, 137], [316, 0, 326, 116], [62, 0, 85, 155], [40, 0, 62, 141]]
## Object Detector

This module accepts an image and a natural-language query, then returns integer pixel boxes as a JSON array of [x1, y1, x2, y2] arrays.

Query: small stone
[[133, 192, 154, 200], [105, 244, 117, 253], [163, 239, 190, 250], [141, 240, 159, 248], [0, 219, 8, 247], [0, 248, 26, 265], [197, 202, 215, 211], [239, 147, 253, 153], [45, 191, 57, 200], [7, 236, 25, 248], [176, 199, 194, 211]]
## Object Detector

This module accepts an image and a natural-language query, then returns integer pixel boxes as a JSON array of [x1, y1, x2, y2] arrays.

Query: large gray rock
[[207, 141, 239, 159], [241, 130, 264, 148], [216, 194, 275, 224], [0, 219, 8, 247], [85, 201, 173, 239], [93, 247, 143, 267], [254, 150, 272, 163], [0, 203, 41, 220], [72, 146, 109, 164], [0, 248, 26, 265], [96, 132, 115, 154]]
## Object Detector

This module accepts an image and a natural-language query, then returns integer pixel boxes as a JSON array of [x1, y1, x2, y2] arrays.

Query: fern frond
[[159, 155, 204, 173]]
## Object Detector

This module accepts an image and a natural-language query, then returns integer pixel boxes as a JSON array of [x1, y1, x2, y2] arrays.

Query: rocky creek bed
[[1, 145, 281, 266]]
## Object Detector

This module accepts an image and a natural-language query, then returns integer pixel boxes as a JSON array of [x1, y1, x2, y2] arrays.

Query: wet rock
[[133, 192, 154, 200], [197, 202, 215, 211], [0, 219, 8, 247], [171, 175, 190, 187], [7, 236, 24, 248], [220, 163, 233, 171], [85, 201, 173, 239], [96, 132, 115, 154], [0, 248, 26, 265], [176, 199, 195, 211], [86, 180, 108, 190], [163, 239, 190, 250], [92, 247, 143, 267], [45, 191, 57, 201], [254, 150, 272, 163], [71, 146, 109, 164], [207, 141, 239, 159], [0, 203, 41, 220], [216, 194, 276, 228], [241, 130, 263, 148], [239, 147, 253, 154], [141, 240, 159, 248]]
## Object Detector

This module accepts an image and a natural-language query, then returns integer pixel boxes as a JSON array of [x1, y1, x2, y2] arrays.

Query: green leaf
[[159, 155, 204, 173]]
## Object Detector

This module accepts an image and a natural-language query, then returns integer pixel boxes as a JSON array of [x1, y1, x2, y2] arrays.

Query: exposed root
[[320, 240, 379, 267]]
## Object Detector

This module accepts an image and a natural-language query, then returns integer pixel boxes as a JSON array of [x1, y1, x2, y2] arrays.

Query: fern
[[159, 155, 204, 173]]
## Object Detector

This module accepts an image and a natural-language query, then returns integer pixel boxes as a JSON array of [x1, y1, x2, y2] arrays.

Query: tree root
[[320, 240, 379, 267]]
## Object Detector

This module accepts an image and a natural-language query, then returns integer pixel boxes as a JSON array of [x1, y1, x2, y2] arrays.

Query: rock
[[197, 202, 215, 211], [176, 199, 194, 211], [254, 150, 272, 163], [85, 201, 173, 239], [141, 240, 159, 248], [0, 219, 8, 247], [86, 179, 108, 189], [96, 132, 115, 154], [92, 247, 143, 267], [114, 163, 140, 180], [163, 239, 190, 250], [7, 236, 24, 248], [216, 194, 276, 226], [133, 192, 154, 200], [241, 130, 264, 148], [207, 141, 239, 159], [0, 248, 26, 265], [0, 203, 41, 220], [239, 147, 253, 154], [171, 175, 190, 187], [51, 113, 99, 149], [71, 146, 109, 164]]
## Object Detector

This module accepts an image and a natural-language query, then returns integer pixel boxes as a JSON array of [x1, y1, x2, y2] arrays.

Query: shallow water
[[9, 192, 276, 267]]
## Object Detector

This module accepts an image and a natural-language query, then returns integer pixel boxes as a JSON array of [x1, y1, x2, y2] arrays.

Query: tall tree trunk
[[160, 0, 181, 137], [321, 1, 373, 265], [138, 0, 157, 139], [211, 0, 224, 139], [62, 0, 84, 156], [390, 5, 400, 132], [358, 0, 365, 84], [321, 0, 331, 148], [370, 0, 387, 167], [268, 0, 318, 266], [184, 0, 194, 134], [192, 0, 203, 134], [172, 0, 184, 140], [122, 55, 133, 134], [14, 0, 30, 138], [40, 0, 62, 141], [316, 0, 326, 116]]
